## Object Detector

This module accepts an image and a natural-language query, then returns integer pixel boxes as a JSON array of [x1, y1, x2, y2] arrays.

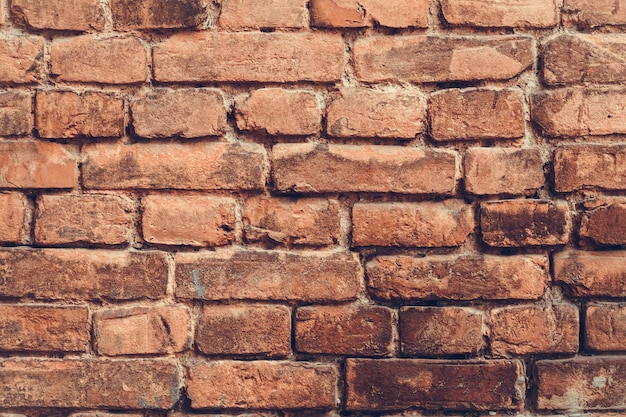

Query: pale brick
[[0, 36, 44, 84], [0, 192, 29, 244], [219, 0, 308, 29], [12, 0, 105, 31], [580, 198, 626, 245], [0, 91, 32, 136], [111, 0, 208, 29], [442, 0, 557, 28], [586, 303, 626, 351], [554, 250, 626, 297], [554, 144, 626, 192], [311, 0, 428, 28]]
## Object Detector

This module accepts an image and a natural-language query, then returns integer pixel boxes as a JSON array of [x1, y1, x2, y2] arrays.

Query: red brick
[[50, 36, 147, 84], [346, 359, 525, 411], [11, 0, 105, 31], [326, 87, 426, 139], [554, 144, 626, 192], [34, 194, 134, 245], [142, 195, 236, 247], [580, 198, 626, 245], [153, 32, 344, 83], [82, 142, 267, 191], [0, 36, 43, 84], [175, 250, 360, 302], [0, 192, 29, 244], [295, 304, 393, 356], [272, 144, 457, 194], [111, 0, 208, 29], [0, 91, 32, 136], [554, 250, 626, 298], [352, 200, 474, 247], [0, 249, 168, 300], [400, 307, 484, 356], [94, 306, 192, 356], [564, 0, 626, 27], [366, 254, 549, 301], [442, 0, 557, 27], [532, 89, 626, 137], [36, 90, 124, 139], [69, 414, 143, 417], [131, 88, 225, 138], [480, 200, 571, 247], [196, 305, 291, 357], [236, 89, 321, 136], [0, 358, 180, 408], [311, 0, 428, 28], [586, 303, 626, 352], [0, 140, 78, 189], [537, 357, 626, 410], [186, 360, 338, 409], [0, 305, 88, 352], [429, 89, 525, 141], [353, 36, 533, 83], [243, 197, 340, 246], [490, 304, 579, 356], [464, 148, 544, 195], [219, 0, 308, 29]]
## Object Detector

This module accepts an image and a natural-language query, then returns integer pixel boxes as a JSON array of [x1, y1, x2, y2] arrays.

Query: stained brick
[[0, 91, 32, 136], [586, 303, 626, 352], [564, 0, 626, 27], [554, 250, 626, 298], [554, 144, 626, 192], [11, 0, 105, 31], [580, 198, 626, 246], [311, 0, 429, 28], [0, 36, 44, 84], [111, 0, 208, 29], [219, 0, 308, 29], [442, 0, 557, 27], [0, 192, 29, 244]]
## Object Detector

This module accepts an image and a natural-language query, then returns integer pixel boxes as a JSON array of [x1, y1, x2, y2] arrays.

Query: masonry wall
[[1, 0, 626, 416]]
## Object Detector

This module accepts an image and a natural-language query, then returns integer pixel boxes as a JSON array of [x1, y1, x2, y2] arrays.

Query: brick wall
[[0, 0, 625, 416]]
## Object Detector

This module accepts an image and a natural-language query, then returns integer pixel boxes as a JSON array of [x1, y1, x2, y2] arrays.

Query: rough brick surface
[[586, 303, 626, 352], [554, 250, 626, 297], [580, 198, 626, 245], [219, 0, 308, 29], [442, 0, 557, 27], [352, 201, 474, 247], [554, 144, 626, 192], [564, 0, 626, 27], [186, 360, 338, 409], [34, 194, 134, 245], [311, 0, 429, 28], [12, 0, 105, 31], [110, 0, 208, 29], [272, 144, 457, 194], [0, 91, 32, 136], [0, 36, 43, 84], [0, 192, 29, 244], [196, 305, 291, 356]]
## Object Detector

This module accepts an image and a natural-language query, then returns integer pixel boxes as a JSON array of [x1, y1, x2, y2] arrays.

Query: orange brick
[[153, 32, 345, 83], [196, 304, 291, 357], [34, 194, 134, 245], [0, 36, 44, 84], [311, 0, 428, 28], [50, 36, 148, 84], [0, 192, 29, 244], [555, 144, 626, 192], [0, 91, 32, 136], [141, 195, 236, 246], [219, 0, 308, 29], [564, 0, 626, 27], [580, 198, 626, 246], [555, 250, 626, 298], [442, 0, 557, 27], [36, 90, 124, 139], [586, 303, 626, 352], [12, 0, 105, 31], [94, 306, 192, 356], [111, 0, 208, 29]]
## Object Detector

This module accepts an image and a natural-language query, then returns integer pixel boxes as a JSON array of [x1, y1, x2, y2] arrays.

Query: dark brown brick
[[111, 0, 208, 29], [555, 250, 626, 297], [0, 91, 32, 136]]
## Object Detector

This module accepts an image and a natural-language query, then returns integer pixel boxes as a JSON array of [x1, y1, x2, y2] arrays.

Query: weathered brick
[[111, 0, 208, 29], [442, 0, 557, 27], [11, 0, 105, 31], [353, 36, 533, 83], [0, 192, 29, 244], [480, 200, 571, 247], [196, 305, 291, 357], [586, 303, 626, 352], [243, 197, 339, 246], [50, 36, 147, 84], [564, 0, 626, 27], [94, 306, 192, 356], [0, 305, 89, 352], [0, 358, 180, 408], [0, 249, 168, 300], [367, 254, 549, 301], [326, 88, 426, 139], [219, 0, 308, 29], [429, 89, 525, 141], [272, 144, 457, 194], [236, 89, 321, 136], [537, 357, 626, 410], [555, 144, 626, 192], [0, 141, 78, 189], [36, 90, 124, 139], [0, 91, 32, 136], [34, 194, 134, 245], [311, 0, 428, 28], [532, 89, 626, 137], [0, 36, 43, 84], [175, 250, 360, 302], [69, 414, 143, 417], [580, 198, 626, 245], [490, 304, 579, 356], [187, 360, 338, 409], [464, 148, 544, 195], [554, 250, 626, 298], [153, 32, 344, 83], [142, 195, 236, 247], [295, 304, 393, 356], [346, 359, 524, 411], [352, 200, 474, 247], [131, 88, 225, 138], [82, 142, 267, 190], [400, 307, 484, 356]]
